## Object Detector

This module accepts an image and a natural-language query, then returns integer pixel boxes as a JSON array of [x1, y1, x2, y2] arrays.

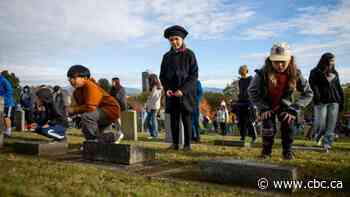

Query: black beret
[[67, 65, 91, 78], [164, 25, 188, 39]]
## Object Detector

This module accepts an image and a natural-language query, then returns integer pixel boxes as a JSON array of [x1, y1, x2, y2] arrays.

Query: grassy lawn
[[0, 129, 349, 197]]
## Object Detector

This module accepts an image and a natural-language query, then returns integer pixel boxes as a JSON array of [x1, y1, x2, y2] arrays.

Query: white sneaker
[[114, 131, 124, 144], [324, 144, 331, 153], [317, 136, 323, 146]]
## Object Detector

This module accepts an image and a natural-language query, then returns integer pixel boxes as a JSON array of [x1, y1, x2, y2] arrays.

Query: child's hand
[[174, 90, 183, 97], [261, 111, 272, 120], [281, 112, 295, 124], [166, 90, 173, 97]]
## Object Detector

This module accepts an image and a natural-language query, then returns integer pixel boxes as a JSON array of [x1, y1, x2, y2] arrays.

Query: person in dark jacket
[[192, 80, 203, 142], [309, 52, 344, 152], [248, 42, 313, 160], [20, 85, 35, 131], [159, 25, 199, 151], [236, 65, 257, 143], [33, 88, 68, 141], [110, 77, 127, 111]]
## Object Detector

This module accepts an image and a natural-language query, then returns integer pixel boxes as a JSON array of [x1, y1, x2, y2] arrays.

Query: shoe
[[251, 138, 257, 144], [183, 146, 192, 152], [3, 132, 11, 138], [324, 144, 331, 153], [114, 131, 124, 144], [316, 136, 323, 146], [147, 136, 153, 139], [283, 151, 295, 160], [167, 144, 179, 150]]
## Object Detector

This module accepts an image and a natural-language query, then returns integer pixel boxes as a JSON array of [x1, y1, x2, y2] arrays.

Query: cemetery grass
[[0, 129, 349, 197]]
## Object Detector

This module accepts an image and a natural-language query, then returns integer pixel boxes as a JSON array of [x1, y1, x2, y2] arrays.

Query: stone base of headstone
[[164, 113, 184, 145], [200, 159, 297, 192], [293, 145, 324, 152], [214, 140, 259, 148], [14, 109, 25, 131], [0, 133, 3, 149], [11, 140, 68, 156], [83, 142, 156, 165], [121, 110, 138, 141]]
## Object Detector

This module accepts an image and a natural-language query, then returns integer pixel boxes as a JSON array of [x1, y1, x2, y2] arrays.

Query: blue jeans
[[312, 103, 339, 147], [146, 110, 158, 137], [191, 107, 200, 139]]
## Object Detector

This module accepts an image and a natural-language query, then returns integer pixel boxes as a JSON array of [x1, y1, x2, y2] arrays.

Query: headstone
[[164, 113, 184, 145], [14, 108, 25, 131], [214, 140, 258, 148], [293, 145, 324, 152], [200, 159, 297, 192], [83, 142, 156, 165], [11, 140, 68, 156], [121, 110, 138, 141], [0, 97, 4, 148]]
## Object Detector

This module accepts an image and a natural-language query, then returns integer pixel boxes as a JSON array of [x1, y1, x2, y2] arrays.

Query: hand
[[260, 111, 272, 120], [281, 112, 296, 124], [42, 124, 50, 128], [166, 90, 173, 97], [174, 90, 183, 97]]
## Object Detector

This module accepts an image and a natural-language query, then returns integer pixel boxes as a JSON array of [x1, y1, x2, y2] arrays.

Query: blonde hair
[[263, 56, 298, 90]]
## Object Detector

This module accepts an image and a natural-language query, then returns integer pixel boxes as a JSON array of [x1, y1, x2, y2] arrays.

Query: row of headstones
[[1, 104, 323, 192]]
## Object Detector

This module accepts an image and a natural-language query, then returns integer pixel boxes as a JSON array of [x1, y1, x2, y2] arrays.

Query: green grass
[[0, 129, 349, 197]]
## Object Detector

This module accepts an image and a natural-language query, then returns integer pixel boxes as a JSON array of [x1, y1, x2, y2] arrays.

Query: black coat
[[309, 67, 344, 108], [159, 48, 198, 113]]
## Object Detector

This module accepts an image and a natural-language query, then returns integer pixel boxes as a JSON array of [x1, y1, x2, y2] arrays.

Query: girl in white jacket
[[145, 74, 163, 138]]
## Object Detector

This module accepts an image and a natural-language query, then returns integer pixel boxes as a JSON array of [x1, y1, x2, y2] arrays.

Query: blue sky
[[0, 0, 349, 88]]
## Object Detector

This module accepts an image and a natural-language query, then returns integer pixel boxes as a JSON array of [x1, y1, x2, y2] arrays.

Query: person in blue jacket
[[192, 80, 203, 142], [0, 74, 15, 137]]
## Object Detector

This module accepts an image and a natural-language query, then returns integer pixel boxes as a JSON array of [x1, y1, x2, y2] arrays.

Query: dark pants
[[261, 112, 297, 155], [80, 109, 112, 140], [24, 109, 34, 124], [219, 122, 227, 135], [238, 107, 256, 140], [170, 109, 192, 147]]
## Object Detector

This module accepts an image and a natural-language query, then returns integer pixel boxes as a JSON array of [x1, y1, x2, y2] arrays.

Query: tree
[[1, 70, 21, 103], [98, 78, 111, 92], [202, 92, 225, 111]]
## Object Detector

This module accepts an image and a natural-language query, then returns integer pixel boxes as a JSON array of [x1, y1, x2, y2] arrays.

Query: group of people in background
[[0, 24, 346, 160]]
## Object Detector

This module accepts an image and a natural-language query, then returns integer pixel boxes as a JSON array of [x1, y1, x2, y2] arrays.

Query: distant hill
[[125, 88, 141, 96], [203, 87, 223, 93]]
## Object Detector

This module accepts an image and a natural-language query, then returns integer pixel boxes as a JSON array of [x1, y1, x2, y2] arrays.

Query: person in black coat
[[159, 25, 199, 151], [309, 52, 344, 152]]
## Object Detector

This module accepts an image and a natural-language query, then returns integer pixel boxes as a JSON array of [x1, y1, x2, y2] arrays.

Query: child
[[0, 73, 15, 137], [248, 42, 313, 160], [67, 65, 123, 143], [20, 85, 35, 131], [159, 25, 198, 151], [216, 104, 229, 136], [309, 53, 344, 152], [33, 88, 67, 141], [145, 74, 162, 139], [237, 65, 257, 142]]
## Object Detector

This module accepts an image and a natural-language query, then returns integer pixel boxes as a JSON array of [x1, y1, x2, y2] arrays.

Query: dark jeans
[[261, 111, 297, 155], [191, 106, 200, 140], [238, 107, 256, 140], [170, 108, 192, 147], [219, 122, 227, 135], [24, 109, 34, 124]]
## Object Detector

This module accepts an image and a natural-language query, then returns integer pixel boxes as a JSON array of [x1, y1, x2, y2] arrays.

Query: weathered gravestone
[[14, 107, 25, 131], [164, 113, 184, 145], [200, 159, 298, 192], [0, 97, 4, 148], [11, 140, 68, 156], [83, 142, 155, 165], [214, 140, 256, 148], [121, 110, 138, 141]]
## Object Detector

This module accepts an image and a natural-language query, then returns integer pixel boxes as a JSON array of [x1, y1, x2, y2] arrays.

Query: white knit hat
[[269, 42, 292, 62]]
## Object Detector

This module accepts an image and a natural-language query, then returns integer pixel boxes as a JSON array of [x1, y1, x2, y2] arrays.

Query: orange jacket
[[71, 79, 120, 121]]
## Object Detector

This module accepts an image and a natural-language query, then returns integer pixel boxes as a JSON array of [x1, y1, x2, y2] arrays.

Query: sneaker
[[316, 136, 323, 146], [167, 144, 179, 150], [114, 131, 124, 144], [251, 138, 257, 144], [183, 146, 192, 152], [324, 144, 331, 153], [283, 151, 295, 160]]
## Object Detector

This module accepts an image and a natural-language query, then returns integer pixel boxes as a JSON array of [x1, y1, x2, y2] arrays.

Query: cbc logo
[[258, 178, 269, 190]]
